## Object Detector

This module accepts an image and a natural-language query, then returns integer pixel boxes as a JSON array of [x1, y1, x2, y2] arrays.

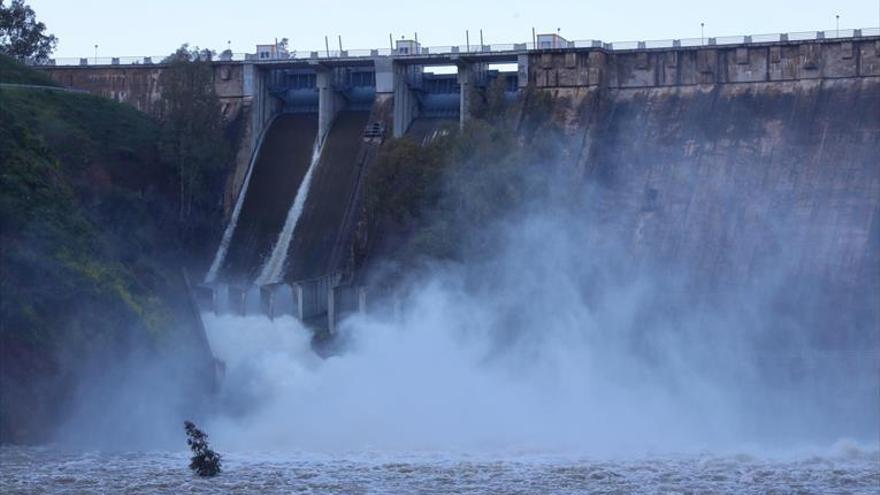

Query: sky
[[30, 0, 880, 59]]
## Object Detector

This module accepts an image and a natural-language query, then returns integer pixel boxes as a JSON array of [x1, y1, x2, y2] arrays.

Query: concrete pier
[[391, 62, 419, 137], [227, 286, 248, 316], [316, 69, 343, 145], [293, 274, 339, 321]]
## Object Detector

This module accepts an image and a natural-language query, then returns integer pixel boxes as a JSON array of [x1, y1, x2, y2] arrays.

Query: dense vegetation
[[0, 49, 55, 84], [0, 55, 216, 443], [158, 44, 231, 242]]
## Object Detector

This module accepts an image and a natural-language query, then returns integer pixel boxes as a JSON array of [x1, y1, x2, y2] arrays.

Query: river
[[2, 445, 878, 494]]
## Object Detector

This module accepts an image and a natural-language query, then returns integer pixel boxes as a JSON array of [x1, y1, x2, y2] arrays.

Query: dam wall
[[528, 37, 880, 89], [215, 113, 318, 283], [521, 72, 879, 348], [40, 34, 879, 336], [575, 78, 879, 289], [37, 36, 877, 221]]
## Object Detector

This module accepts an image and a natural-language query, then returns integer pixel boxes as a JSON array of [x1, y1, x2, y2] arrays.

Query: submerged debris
[[184, 420, 222, 477]]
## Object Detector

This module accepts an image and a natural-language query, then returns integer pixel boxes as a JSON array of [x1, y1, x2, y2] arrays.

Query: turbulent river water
[[5, 310, 875, 494], [2, 445, 878, 494]]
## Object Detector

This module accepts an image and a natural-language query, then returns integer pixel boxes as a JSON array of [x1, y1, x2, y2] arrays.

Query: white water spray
[[255, 137, 325, 285], [200, 201, 880, 455], [205, 117, 278, 284]]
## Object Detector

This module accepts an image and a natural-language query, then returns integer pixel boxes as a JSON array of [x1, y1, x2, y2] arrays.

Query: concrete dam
[[39, 31, 880, 335]]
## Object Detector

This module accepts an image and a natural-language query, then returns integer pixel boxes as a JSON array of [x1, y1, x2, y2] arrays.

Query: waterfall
[[254, 137, 324, 286], [204, 117, 277, 284]]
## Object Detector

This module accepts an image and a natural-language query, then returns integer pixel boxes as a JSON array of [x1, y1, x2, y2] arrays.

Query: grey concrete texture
[[567, 78, 879, 334]]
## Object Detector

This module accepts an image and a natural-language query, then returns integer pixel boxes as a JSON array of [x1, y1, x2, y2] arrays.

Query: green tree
[[0, 0, 57, 63], [157, 44, 229, 230]]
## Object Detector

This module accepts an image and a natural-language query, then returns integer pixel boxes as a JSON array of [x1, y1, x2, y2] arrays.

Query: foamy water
[[2, 445, 877, 494]]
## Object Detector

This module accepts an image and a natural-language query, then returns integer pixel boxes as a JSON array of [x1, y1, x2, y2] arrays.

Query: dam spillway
[[216, 113, 319, 283], [285, 111, 372, 281]]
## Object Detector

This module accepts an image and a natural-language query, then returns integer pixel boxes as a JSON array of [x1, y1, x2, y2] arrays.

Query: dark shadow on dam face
[[285, 111, 371, 281], [221, 113, 318, 283]]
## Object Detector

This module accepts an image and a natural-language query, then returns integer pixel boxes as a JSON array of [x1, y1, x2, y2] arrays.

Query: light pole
[[701, 22, 705, 45], [94, 44, 98, 64], [835, 14, 840, 37]]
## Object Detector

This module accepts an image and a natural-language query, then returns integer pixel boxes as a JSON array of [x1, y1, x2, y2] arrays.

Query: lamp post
[[701, 22, 705, 45], [835, 14, 839, 37], [94, 44, 98, 64]]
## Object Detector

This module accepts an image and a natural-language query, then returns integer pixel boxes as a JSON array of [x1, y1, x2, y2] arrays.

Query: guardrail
[[33, 27, 880, 67]]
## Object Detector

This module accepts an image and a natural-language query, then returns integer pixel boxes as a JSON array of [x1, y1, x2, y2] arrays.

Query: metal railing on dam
[[36, 27, 880, 67]]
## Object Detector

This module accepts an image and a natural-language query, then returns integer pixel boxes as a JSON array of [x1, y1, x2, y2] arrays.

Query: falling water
[[204, 118, 277, 284], [254, 138, 325, 286]]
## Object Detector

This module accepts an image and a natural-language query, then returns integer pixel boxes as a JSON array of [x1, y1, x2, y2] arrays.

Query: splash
[[201, 207, 880, 455]]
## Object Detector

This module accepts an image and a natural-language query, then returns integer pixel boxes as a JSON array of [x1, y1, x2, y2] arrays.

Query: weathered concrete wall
[[527, 38, 880, 89], [38, 37, 879, 322], [40, 38, 876, 218], [41, 62, 254, 114], [42, 65, 165, 113], [563, 77, 880, 341]]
